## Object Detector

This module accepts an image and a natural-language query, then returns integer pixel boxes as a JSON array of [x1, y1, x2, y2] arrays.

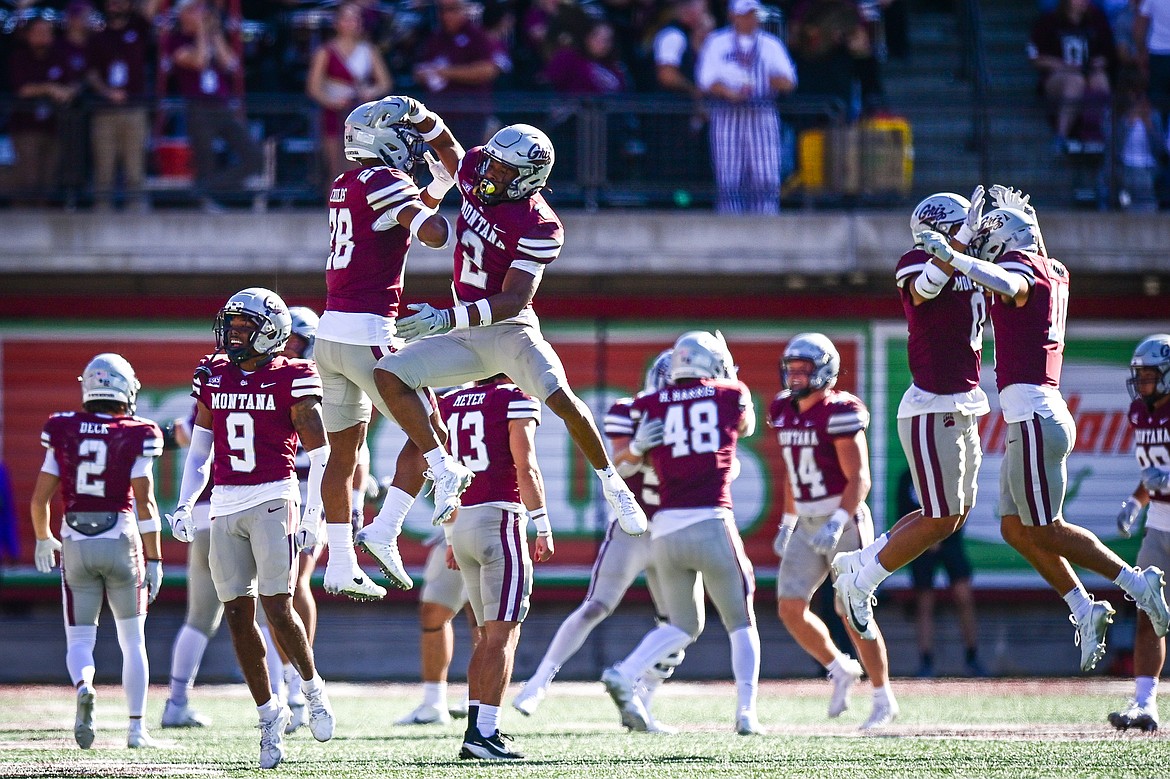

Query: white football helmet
[[669, 331, 733, 381], [287, 306, 319, 359], [475, 123, 554, 204], [970, 207, 1043, 261], [910, 192, 971, 242], [344, 97, 424, 172], [80, 353, 141, 413], [643, 348, 674, 392], [1128, 334, 1170, 402], [782, 333, 840, 397], [215, 287, 292, 365]]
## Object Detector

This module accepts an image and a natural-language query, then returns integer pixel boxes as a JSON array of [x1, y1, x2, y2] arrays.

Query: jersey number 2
[[76, 439, 108, 497]]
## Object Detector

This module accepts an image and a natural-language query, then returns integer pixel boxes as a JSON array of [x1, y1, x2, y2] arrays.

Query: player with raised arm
[[438, 375, 551, 761], [167, 288, 335, 770], [872, 206, 1170, 672], [1109, 334, 1170, 732], [31, 354, 164, 749], [599, 332, 762, 736], [513, 350, 682, 732], [366, 121, 648, 542], [772, 334, 897, 729], [314, 96, 460, 600]]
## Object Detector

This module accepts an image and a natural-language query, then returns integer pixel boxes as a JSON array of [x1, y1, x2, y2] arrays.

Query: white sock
[[65, 625, 97, 688], [532, 603, 609, 688], [371, 487, 415, 539], [826, 654, 852, 676], [1115, 566, 1144, 599], [595, 466, 623, 492], [478, 703, 500, 737], [424, 447, 447, 470], [856, 559, 893, 592], [286, 663, 306, 706], [615, 624, 692, 681], [301, 673, 322, 696], [1063, 583, 1093, 622], [873, 684, 895, 707], [859, 532, 890, 568], [729, 626, 760, 713], [115, 616, 149, 718], [326, 522, 359, 566], [257, 696, 280, 720], [169, 625, 210, 704], [1137, 676, 1159, 709], [259, 626, 285, 701], [423, 681, 447, 709]]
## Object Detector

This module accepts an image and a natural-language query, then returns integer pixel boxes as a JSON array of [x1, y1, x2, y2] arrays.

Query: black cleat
[[459, 730, 525, 760]]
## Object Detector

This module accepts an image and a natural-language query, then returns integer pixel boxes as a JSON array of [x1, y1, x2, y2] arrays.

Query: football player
[[167, 288, 335, 770], [439, 375, 552, 760], [772, 334, 898, 729], [1109, 334, 1170, 732], [875, 204, 1170, 673], [31, 353, 164, 749], [368, 120, 648, 544], [314, 96, 459, 600], [599, 332, 762, 736], [512, 350, 682, 732]]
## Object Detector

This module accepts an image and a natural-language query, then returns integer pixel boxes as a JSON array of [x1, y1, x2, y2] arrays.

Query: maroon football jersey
[[1130, 398, 1170, 506], [451, 147, 564, 305], [439, 380, 540, 507], [631, 379, 747, 511], [41, 412, 163, 513], [989, 250, 1069, 390], [325, 166, 421, 317], [895, 248, 986, 394], [191, 354, 322, 486], [768, 389, 870, 505], [604, 396, 659, 516]]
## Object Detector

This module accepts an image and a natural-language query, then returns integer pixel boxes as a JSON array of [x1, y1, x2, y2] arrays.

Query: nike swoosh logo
[[352, 577, 364, 585], [268, 506, 281, 513], [261, 382, 276, 388]]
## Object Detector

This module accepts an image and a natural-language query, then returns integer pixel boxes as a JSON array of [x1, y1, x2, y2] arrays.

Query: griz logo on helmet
[[915, 203, 950, 225]]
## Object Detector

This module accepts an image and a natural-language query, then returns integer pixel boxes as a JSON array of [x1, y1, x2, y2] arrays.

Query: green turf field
[[0, 680, 1166, 778]]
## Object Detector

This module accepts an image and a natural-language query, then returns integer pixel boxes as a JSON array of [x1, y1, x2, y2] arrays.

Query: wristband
[[408, 103, 430, 123], [530, 508, 551, 536], [452, 304, 471, 329], [474, 298, 493, 326], [829, 507, 851, 526], [138, 518, 161, 534], [954, 223, 975, 245], [781, 512, 799, 529], [426, 177, 454, 200], [420, 116, 447, 142], [913, 260, 950, 299], [408, 207, 434, 239]]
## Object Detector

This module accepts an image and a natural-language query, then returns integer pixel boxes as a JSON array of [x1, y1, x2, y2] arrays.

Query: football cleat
[[304, 686, 335, 742], [323, 563, 387, 601], [1132, 567, 1170, 638], [395, 703, 452, 726], [601, 667, 650, 731], [828, 655, 864, 718], [127, 723, 156, 749], [355, 527, 414, 590], [831, 552, 877, 640], [735, 710, 766, 736], [460, 730, 525, 760], [449, 701, 469, 720], [161, 698, 210, 728], [861, 698, 899, 730], [74, 685, 96, 749], [285, 702, 306, 734], [604, 483, 648, 536], [258, 705, 292, 769], [1109, 700, 1159, 733], [1071, 600, 1115, 672], [427, 461, 474, 526], [511, 682, 546, 717]]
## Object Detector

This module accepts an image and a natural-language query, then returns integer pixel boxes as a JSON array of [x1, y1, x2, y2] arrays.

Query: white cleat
[[127, 724, 156, 748], [395, 703, 452, 726], [74, 685, 95, 750], [601, 667, 649, 731], [831, 552, 877, 640], [1132, 567, 1170, 638], [861, 698, 899, 731], [355, 526, 414, 590], [323, 562, 387, 601], [427, 461, 475, 526], [828, 655, 864, 718], [161, 698, 210, 728], [604, 483, 647, 536], [1071, 599, 1115, 672], [285, 703, 306, 734], [512, 682, 547, 717], [304, 686, 335, 742], [735, 710, 766, 735], [449, 701, 469, 720], [258, 705, 292, 769]]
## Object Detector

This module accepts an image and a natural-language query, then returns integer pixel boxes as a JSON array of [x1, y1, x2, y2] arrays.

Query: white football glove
[[988, 183, 1037, 218], [916, 229, 955, 264], [166, 506, 195, 543], [810, 509, 849, 556], [399, 95, 428, 124], [396, 303, 452, 343], [773, 524, 795, 558], [1141, 466, 1170, 493], [629, 418, 664, 457], [1117, 497, 1143, 538], [34, 536, 62, 573], [295, 505, 323, 553], [424, 151, 456, 198], [145, 560, 163, 604], [955, 184, 984, 245]]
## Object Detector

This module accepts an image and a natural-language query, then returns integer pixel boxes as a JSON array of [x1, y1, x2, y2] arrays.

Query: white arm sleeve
[[949, 252, 1025, 298], [177, 425, 213, 511], [303, 445, 330, 514]]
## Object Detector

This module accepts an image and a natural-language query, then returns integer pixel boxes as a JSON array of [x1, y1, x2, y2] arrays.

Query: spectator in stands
[[787, 0, 883, 121], [305, 2, 393, 187], [1136, 0, 1170, 125], [413, 0, 511, 145], [165, 0, 262, 213], [7, 15, 78, 206], [649, 0, 714, 192], [653, 0, 712, 99], [696, 0, 796, 214], [1028, 0, 1116, 154], [59, 1, 94, 208], [1116, 75, 1163, 211], [545, 19, 631, 93], [87, 0, 155, 211]]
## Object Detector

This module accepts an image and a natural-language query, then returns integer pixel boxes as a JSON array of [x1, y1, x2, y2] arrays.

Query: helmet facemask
[[475, 123, 554, 205], [781, 333, 840, 399], [1128, 334, 1170, 405], [214, 288, 292, 366], [343, 99, 425, 172]]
